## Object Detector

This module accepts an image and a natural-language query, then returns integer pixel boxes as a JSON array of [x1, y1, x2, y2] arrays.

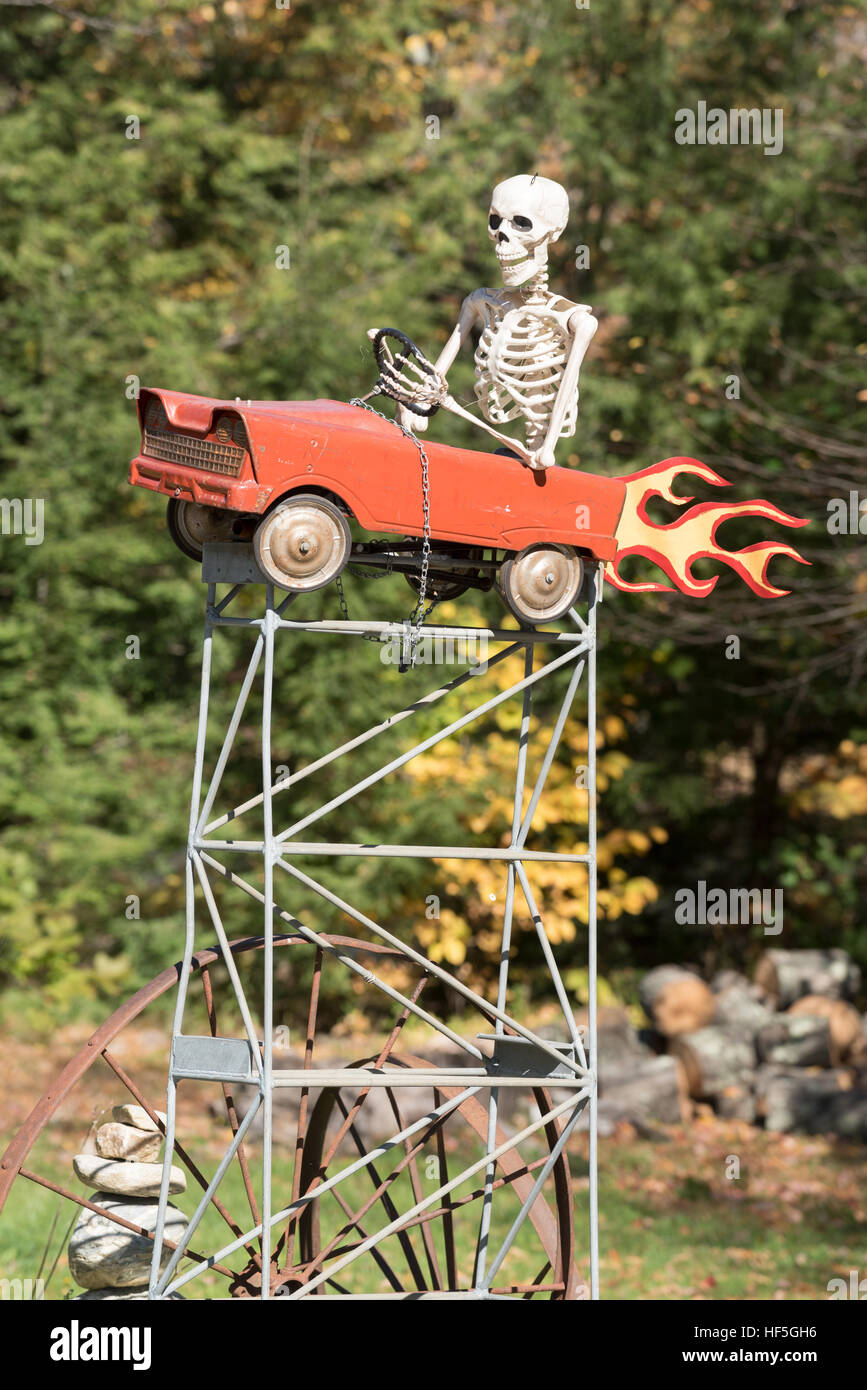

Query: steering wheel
[[371, 327, 443, 418]]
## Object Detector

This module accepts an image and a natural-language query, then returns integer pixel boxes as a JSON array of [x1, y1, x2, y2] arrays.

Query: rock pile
[[569, 950, 867, 1138], [642, 949, 867, 1136], [68, 1104, 187, 1299]]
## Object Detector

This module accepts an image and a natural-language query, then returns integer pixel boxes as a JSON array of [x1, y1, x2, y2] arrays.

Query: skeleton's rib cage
[[147, 546, 602, 1301], [473, 291, 593, 445]]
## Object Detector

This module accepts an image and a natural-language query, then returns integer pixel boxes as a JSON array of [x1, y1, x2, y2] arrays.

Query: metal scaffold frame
[[148, 547, 603, 1301]]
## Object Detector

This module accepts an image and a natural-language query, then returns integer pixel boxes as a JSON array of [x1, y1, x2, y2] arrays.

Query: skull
[[488, 175, 570, 288]]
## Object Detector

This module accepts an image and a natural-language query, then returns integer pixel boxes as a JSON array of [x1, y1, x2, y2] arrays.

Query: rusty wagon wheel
[[0, 934, 584, 1301]]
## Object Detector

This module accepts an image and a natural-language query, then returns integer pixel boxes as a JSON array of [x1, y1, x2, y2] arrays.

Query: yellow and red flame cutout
[[608, 458, 809, 597]]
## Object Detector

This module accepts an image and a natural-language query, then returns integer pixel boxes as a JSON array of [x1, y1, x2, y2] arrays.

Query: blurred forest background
[[0, 0, 864, 1032]]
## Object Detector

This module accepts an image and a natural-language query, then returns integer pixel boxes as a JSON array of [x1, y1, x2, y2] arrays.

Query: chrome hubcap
[[258, 499, 348, 590], [503, 545, 583, 622]]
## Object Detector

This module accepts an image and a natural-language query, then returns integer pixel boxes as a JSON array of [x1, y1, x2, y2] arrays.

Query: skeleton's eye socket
[[513, 215, 534, 230], [489, 213, 502, 229]]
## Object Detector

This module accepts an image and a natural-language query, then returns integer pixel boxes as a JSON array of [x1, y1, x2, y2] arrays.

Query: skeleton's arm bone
[[410, 291, 534, 460], [434, 291, 482, 376], [394, 293, 482, 432], [535, 309, 598, 468], [438, 393, 534, 462]]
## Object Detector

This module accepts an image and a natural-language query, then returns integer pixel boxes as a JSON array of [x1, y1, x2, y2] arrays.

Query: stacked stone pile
[[68, 1104, 187, 1299], [638, 949, 867, 1137]]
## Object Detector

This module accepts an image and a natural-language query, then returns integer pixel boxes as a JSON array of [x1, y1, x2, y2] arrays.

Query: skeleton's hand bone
[[529, 446, 557, 471], [367, 327, 447, 414], [380, 357, 448, 412], [396, 403, 429, 434], [365, 325, 536, 465]]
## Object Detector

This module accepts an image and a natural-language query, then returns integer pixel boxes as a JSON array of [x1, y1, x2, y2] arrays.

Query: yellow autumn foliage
[[402, 634, 667, 981], [792, 740, 867, 820]]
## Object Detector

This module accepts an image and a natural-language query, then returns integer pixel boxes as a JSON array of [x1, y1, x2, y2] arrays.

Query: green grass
[[2, 1117, 863, 1300]]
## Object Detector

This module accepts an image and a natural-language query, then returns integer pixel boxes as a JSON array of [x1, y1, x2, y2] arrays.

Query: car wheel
[[254, 492, 351, 592], [166, 498, 239, 562], [404, 546, 484, 603], [498, 544, 584, 626]]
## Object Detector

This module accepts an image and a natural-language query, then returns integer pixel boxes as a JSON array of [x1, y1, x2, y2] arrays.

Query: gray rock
[[595, 1015, 653, 1075], [710, 969, 752, 994], [710, 973, 775, 1031], [112, 1104, 166, 1133], [713, 1083, 757, 1123], [755, 1065, 867, 1138], [95, 1122, 161, 1163], [73, 1154, 186, 1197], [756, 1015, 832, 1069], [68, 1194, 186, 1290], [594, 1054, 686, 1125], [755, 947, 861, 1007]]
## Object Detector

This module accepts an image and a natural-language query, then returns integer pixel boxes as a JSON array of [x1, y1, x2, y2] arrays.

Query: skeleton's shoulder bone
[[471, 287, 509, 308], [563, 303, 598, 342], [548, 297, 593, 319], [457, 287, 496, 323]]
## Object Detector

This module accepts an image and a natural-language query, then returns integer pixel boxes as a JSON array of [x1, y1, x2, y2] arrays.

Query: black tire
[[403, 546, 484, 603], [166, 498, 239, 562]]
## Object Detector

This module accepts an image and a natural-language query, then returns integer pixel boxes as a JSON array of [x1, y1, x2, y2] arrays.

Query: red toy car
[[128, 386, 625, 624]]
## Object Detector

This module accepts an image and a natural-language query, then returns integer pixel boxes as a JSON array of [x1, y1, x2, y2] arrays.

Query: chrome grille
[[143, 427, 246, 477]]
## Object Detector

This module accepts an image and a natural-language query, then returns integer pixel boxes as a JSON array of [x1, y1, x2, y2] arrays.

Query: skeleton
[[373, 174, 597, 470]]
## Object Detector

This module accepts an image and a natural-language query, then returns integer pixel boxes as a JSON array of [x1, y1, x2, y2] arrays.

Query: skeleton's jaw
[[496, 249, 532, 287], [495, 242, 549, 289]]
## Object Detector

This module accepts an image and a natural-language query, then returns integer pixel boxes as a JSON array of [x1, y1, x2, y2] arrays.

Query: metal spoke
[[19, 1169, 236, 1277], [281, 945, 323, 1272], [200, 967, 263, 1256], [296, 1092, 457, 1290], [295, 979, 429, 1245], [480, 1095, 586, 1291], [294, 1080, 573, 1293], [286, 1092, 583, 1299], [433, 1093, 457, 1290], [330, 1093, 429, 1291], [386, 1086, 443, 1290], [160, 1086, 484, 1297], [393, 1153, 550, 1232], [327, 1185, 406, 1295]]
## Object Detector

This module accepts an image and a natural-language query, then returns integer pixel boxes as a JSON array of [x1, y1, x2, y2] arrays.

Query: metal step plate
[[201, 541, 267, 586], [479, 1034, 581, 1082], [172, 1034, 259, 1083]]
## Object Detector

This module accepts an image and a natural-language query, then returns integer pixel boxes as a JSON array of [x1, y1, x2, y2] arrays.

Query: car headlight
[[145, 398, 168, 430]]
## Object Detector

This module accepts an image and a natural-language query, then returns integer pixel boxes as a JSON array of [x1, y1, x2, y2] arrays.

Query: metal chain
[[345, 559, 392, 580], [347, 397, 437, 668]]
